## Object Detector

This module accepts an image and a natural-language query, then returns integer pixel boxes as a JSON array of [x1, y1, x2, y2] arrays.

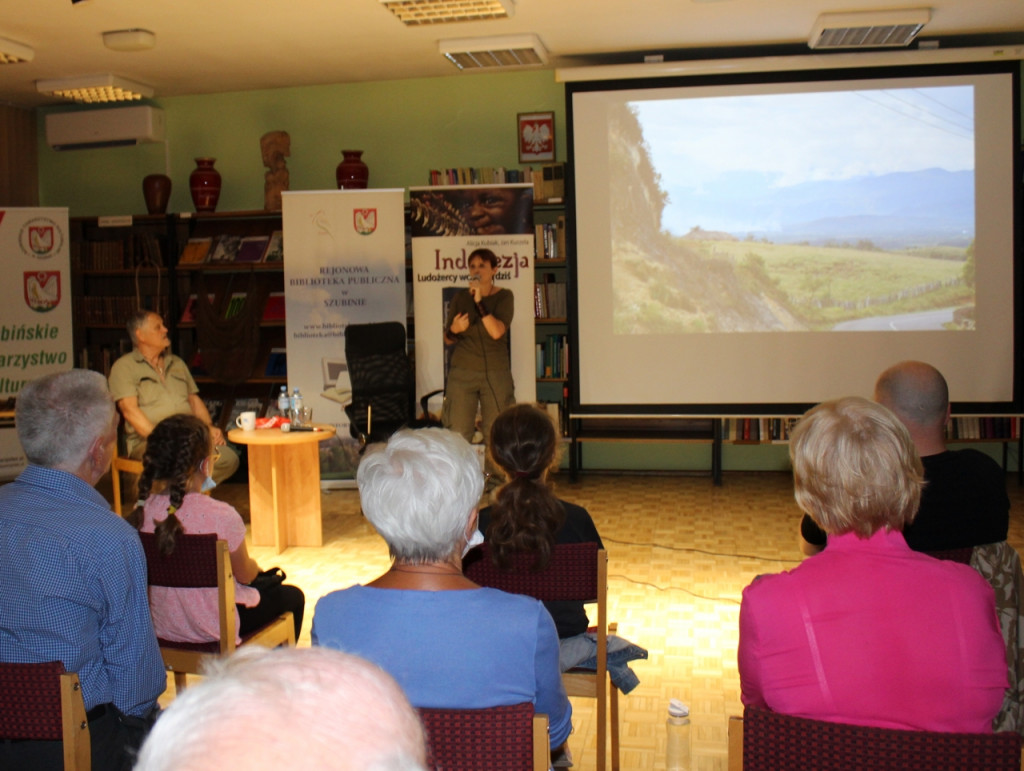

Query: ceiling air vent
[[380, 0, 513, 25], [440, 34, 548, 70], [809, 9, 931, 50]]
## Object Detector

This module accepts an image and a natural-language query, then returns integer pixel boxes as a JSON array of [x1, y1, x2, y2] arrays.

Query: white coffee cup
[[236, 411, 257, 431]]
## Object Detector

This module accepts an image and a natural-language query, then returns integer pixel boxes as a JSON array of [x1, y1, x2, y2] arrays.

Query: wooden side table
[[227, 424, 336, 554]]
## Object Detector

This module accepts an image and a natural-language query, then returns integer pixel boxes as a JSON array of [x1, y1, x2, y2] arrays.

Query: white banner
[[0, 208, 73, 480], [409, 185, 536, 430], [282, 189, 407, 485]]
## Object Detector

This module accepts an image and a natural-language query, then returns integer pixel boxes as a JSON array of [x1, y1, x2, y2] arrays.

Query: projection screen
[[567, 61, 1020, 414]]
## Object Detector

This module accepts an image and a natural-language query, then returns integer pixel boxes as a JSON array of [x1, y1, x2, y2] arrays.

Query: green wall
[[37, 70, 565, 217], [34, 68, 1017, 475]]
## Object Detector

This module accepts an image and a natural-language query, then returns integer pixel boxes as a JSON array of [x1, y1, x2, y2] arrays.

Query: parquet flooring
[[152, 470, 1024, 771]]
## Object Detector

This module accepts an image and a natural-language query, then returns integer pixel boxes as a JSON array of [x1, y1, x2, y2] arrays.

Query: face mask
[[200, 474, 217, 493], [462, 528, 484, 558]]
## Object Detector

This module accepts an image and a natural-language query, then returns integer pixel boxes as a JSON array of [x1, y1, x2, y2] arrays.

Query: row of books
[[947, 416, 1020, 440], [536, 334, 568, 379], [71, 234, 164, 271], [540, 400, 569, 438], [178, 231, 284, 265], [536, 217, 566, 261], [78, 340, 133, 377], [426, 167, 535, 186], [534, 278, 567, 319], [179, 292, 285, 324], [721, 418, 799, 443], [79, 295, 169, 326]]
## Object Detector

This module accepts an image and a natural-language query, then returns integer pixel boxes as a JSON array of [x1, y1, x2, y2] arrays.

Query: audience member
[[740, 396, 1006, 732], [312, 427, 572, 756], [128, 414, 304, 641], [0, 370, 165, 771], [475, 403, 647, 693], [109, 309, 239, 483], [134, 646, 427, 771], [800, 360, 1009, 556]]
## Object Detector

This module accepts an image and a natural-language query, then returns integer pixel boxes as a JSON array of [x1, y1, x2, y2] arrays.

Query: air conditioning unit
[[45, 106, 165, 150]]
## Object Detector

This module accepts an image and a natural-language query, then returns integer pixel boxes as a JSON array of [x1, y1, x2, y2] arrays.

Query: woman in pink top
[[739, 396, 1006, 733], [128, 414, 304, 643]]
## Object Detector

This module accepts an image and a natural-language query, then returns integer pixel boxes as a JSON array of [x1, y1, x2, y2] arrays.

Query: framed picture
[[518, 111, 555, 163]]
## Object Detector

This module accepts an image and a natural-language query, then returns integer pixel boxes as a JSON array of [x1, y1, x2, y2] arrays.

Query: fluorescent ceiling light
[[102, 29, 156, 52], [380, 0, 513, 25], [440, 34, 547, 70], [809, 8, 931, 50], [0, 35, 34, 64], [37, 74, 154, 103]]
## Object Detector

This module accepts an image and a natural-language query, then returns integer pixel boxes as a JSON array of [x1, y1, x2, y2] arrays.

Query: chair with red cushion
[[139, 531, 295, 693], [418, 702, 548, 771], [728, 705, 1021, 771], [0, 660, 90, 770], [464, 541, 619, 770]]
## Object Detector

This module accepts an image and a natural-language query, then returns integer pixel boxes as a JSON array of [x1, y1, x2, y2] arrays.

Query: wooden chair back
[[110, 444, 143, 517], [464, 542, 619, 770], [139, 531, 294, 693], [0, 660, 91, 770], [417, 702, 548, 771], [730, 706, 1022, 771]]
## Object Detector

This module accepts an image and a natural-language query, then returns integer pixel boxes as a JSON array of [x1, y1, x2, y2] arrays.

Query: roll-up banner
[[282, 190, 406, 487], [409, 185, 537, 433], [0, 208, 73, 480]]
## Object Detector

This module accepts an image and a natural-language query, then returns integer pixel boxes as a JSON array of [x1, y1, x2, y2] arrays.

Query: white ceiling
[[1, 0, 1022, 109]]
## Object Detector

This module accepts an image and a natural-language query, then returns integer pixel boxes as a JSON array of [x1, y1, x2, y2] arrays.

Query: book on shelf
[[224, 292, 247, 319], [235, 234, 270, 263], [179, 236, 213, 265], [262, 230, 284, 262], [534, 277, 566, 319], [208, 235, 242, 263], [179, 293, 216, 324], [533, 163, 565, 202], [261, 292, 285, 321], [203, 398, 226, 426], [131, 233, 163, 268], [264, 347, 287, 377]]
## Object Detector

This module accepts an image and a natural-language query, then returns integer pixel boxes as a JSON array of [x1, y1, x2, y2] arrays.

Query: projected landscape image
[[611, 86, 976, 333]]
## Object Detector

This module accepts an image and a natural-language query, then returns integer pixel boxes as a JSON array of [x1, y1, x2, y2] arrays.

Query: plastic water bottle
[[277, 386, 290, 418], [666, 699, 690, 771], [290, 388, 303, 425]]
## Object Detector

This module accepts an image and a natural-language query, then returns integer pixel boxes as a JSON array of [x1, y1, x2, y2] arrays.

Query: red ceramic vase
[[142, 173, 172, 214], [336, 150, 369, 189], [189, 157, 222, 213]]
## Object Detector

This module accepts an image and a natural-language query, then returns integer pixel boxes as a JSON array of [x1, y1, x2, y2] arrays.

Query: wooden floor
[[139, 469, 1024, 771]]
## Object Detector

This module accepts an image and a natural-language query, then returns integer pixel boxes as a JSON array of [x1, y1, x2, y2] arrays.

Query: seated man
[[108, 309, 238, 483], [134, 646, 427, 770], [800, 360, 1009, 555], [0, 370, 165, 771]]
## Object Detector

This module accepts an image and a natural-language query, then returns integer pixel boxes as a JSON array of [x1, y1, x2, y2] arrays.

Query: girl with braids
[[476, 403, 646, 694], [128, 414, 304, 643]]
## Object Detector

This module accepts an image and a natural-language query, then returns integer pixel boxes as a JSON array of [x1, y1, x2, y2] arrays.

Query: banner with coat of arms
[[0, 208, 73, 480], [281, 189, 406, 486]]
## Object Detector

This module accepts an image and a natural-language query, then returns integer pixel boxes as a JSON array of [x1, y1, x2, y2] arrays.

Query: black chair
[[344, 321, 444, 446]]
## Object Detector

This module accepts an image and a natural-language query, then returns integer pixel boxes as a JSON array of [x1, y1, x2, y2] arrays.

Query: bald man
[[800, 361, 1009, 555], [134, 646, 427, 771]]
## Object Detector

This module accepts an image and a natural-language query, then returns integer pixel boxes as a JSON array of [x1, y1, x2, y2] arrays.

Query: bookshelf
[[70, 214, 177, 377], [533, 202, 569, 436], [173, 210, 286, 431], [569, 414, 1023, 485]]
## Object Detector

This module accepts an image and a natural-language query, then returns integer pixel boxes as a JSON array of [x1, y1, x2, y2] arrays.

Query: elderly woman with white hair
[[312, 427, 572, 756], [739, 396, 1007, 732]]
